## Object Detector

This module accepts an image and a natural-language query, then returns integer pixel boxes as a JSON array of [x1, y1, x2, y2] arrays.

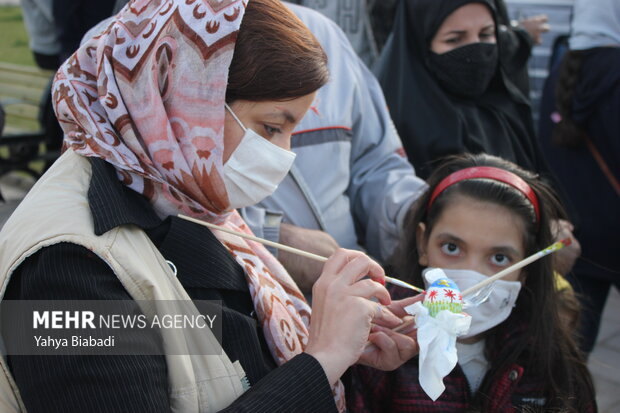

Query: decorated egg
[[423, 277, 463, 317]]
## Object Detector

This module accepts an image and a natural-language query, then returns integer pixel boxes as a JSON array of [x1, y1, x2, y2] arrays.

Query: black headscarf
[[376, 0, 549, 179], [493, 0, 534, 97]]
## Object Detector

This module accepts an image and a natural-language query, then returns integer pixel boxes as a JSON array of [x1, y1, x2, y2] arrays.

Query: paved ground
[[590, 287, 620, 412], [0, 171, 619, 409]]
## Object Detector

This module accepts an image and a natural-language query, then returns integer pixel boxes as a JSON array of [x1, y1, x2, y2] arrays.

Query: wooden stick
[[384, 277, 425, 294], [179, 214, 329, 261], [178, 214, 425, 293], [461, 239, 570, 297]]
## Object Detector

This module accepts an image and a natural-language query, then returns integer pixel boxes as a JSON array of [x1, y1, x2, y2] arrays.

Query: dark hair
[[391, 153, 594, 412], [225, 0, 329, 102], [553, 50, 587, 148]]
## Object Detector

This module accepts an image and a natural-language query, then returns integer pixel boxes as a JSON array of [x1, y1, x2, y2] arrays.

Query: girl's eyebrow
[[481, 24, 495, 31], [435, 233, 465, 244], [444, 30, 466, 36], [490, 246, 521, 256]]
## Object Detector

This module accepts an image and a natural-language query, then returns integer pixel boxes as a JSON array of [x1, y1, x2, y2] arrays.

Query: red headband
[[427, 166, 540, 222]]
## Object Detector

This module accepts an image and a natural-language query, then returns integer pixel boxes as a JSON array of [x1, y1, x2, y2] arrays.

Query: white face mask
[[223, 104, 296, 210], [423, 268, 522, 339]]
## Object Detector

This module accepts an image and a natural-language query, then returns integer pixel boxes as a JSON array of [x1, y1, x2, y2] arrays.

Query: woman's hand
[[519, 15, 550, 45], [551, 219, 581, 275], [358, 295, 422, 371], [305, 248, 404, 385]]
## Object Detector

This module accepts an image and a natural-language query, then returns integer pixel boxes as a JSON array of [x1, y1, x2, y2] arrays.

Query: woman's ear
[[416, 222, 429, 266]]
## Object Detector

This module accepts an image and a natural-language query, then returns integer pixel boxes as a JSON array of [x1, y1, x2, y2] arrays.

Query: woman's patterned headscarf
[[52, 0, 344, 409]]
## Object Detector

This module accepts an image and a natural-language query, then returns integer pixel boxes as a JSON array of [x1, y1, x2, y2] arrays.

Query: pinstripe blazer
[[3, 157, 337, 413]]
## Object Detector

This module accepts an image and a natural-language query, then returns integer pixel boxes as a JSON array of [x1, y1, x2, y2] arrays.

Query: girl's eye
[[445, 37, 461, 44], [490, 253, 511, 267], [480, 32, 494, 40], [263, 124, 281, 137], [440, 242, 461, 256]]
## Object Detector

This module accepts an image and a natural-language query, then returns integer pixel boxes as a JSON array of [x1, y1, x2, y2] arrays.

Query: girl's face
[[417, 195, 526, 282], [430, 3, 496, 54], [222, 92, 317, 163]]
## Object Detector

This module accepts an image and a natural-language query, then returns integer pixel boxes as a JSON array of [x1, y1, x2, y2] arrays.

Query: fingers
[[372, 317, 417, 336], [386, 295, 425, 318], [338, 253, 385, 285], [349, 279, 391, 305], [552, 219, 574, 239], [372, 304, 403, 328], [393, 316, 417, 335], [385, 330, 419, 360], [367, 332, 397, 360], [520, 14, 550, 44], [532, 14, 548, 24], [557, 219, 574, 232], [570, 236, 581, 254], [523, 14, 548, 25], [309, 245, 426, 381], [367, 329, 419, 367], [321, 248, 358, 277], [322, 249, 385, 285]]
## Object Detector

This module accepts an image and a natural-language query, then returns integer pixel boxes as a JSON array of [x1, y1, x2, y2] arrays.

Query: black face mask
[[427, 42, 498, 98]]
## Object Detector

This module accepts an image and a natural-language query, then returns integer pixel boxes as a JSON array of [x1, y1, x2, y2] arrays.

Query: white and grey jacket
[[242, 4, 427, 263]]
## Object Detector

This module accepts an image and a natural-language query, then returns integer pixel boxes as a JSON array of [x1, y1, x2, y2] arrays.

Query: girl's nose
[[465, 257, 492, 277]]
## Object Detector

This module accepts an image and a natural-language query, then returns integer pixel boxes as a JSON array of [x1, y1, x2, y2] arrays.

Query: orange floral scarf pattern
[[51, 0, 344, 409]]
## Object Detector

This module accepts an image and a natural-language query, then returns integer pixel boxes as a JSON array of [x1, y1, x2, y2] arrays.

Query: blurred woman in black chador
[[375, 0, 549, 181]]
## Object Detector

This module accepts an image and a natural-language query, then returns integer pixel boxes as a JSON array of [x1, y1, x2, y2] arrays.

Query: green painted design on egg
[[422, 277, 463, 317]]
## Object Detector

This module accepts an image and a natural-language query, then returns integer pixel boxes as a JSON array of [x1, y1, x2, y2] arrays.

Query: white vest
[[0, 150, 248, 412]]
